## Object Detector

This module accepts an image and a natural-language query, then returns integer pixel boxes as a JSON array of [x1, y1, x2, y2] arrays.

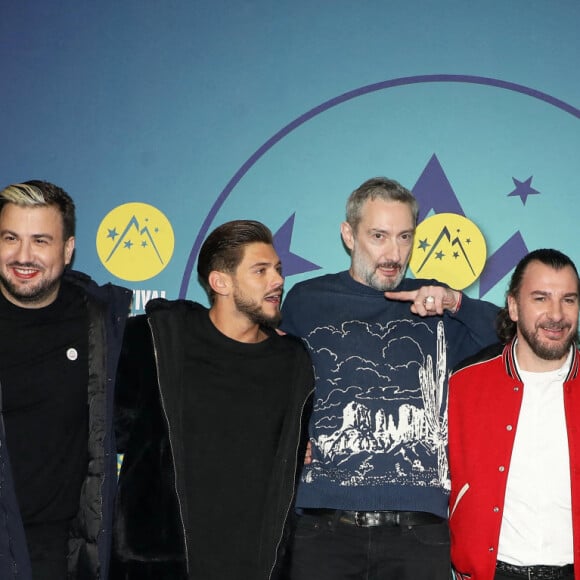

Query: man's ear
[[340, 221, 355, 251], [64, 236, 75, 266], [208, 270, 232, 297], [507, 294, 518, 322]]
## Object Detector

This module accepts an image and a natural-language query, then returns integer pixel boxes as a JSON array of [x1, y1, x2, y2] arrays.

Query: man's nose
[[548, 300, 564, 321], [14, 240, 33, 263], [385, 239, 401, 263], [271, 270, 284, 287]]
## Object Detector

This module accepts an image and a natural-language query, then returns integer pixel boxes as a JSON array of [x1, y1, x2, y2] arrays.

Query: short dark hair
[[0, 180, 76, 239], [496, 248, 580, 343], [346, 177, 419, 233], [197, 220, 274, 302]]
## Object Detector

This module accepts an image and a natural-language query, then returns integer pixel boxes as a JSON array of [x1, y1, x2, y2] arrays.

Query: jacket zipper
[[148, 318, 190, 576], [267, 386, 314, 580]]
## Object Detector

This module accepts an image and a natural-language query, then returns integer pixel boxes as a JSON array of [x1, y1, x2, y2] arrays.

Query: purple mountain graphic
[[180, 75, 576, 299], [412, 154, 528, 297]]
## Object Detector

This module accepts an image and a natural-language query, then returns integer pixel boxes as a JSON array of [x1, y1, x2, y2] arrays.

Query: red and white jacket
[[448, 340, 580, 580]]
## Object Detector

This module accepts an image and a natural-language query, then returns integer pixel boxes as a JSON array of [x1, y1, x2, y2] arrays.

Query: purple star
[[508, 176, 540, 205], [273, 214, 321, 277]]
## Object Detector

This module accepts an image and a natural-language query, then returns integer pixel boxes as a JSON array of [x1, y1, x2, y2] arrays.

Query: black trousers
[[288, 512, 450, 580]]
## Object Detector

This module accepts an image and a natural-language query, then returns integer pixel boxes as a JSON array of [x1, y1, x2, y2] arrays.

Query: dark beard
[[0, 271, 62, 306], [234, 293, 281, 329], [519, 322, 577, 361]]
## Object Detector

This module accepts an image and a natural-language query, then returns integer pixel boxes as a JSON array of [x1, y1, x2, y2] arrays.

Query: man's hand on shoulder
[[385, 286, 461, 317]]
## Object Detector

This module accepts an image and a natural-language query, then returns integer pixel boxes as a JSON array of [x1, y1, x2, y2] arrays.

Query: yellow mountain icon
[[409, 213, 486, 290], [96, 202, 174, 282]]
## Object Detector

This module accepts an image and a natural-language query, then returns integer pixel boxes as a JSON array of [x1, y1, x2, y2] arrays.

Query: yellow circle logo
[[96, 203, 174, 282], [409, 213, 486, 290]]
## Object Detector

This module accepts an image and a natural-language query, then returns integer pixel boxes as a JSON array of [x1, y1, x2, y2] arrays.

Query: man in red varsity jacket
[[449, 249, 580, 580]]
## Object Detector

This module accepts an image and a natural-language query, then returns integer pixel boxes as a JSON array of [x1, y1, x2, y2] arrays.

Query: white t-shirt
[[497, 348, 573, 566]]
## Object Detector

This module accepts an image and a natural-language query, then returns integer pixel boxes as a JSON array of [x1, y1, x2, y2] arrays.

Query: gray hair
[[346, 177, 418, 233]]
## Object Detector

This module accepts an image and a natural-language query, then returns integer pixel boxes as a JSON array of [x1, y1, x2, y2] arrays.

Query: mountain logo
[[96, 202, 174, 282], [409, 213, 486, 290]]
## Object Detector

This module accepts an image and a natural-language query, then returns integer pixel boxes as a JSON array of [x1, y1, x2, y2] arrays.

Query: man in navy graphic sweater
[[282, 177, 499, 580]]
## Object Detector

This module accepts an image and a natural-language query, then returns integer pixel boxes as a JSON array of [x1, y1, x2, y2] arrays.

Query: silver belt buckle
[[355, 511, 381, 527]]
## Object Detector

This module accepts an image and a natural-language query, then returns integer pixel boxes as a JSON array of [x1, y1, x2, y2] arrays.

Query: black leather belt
[[496, 560, 574, 579], [301, 508, 444, 528]]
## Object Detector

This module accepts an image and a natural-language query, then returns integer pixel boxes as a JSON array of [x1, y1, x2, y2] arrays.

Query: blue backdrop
[[1, 1, 578, 312]]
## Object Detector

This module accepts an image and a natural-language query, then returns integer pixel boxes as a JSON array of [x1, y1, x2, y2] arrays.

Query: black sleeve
[[114, 315, 157, 453], [112, 313, 187, 576]]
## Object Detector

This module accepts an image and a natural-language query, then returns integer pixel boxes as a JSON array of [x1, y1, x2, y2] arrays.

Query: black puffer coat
[[0, 270, 131, 580]]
